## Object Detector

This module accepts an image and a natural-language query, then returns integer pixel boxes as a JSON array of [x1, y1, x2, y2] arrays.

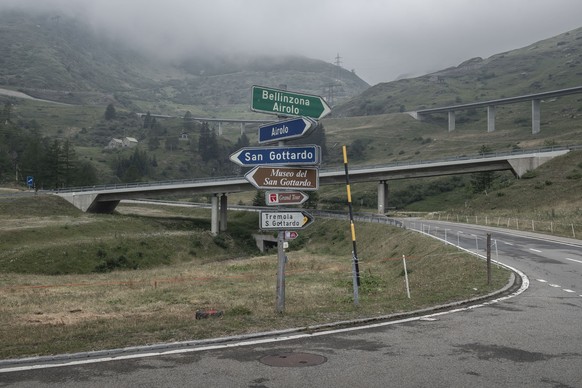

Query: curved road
[[1, 221, 581, 387]]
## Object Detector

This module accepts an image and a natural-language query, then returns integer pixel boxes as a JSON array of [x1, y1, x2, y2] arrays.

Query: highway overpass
[[412, 85, 582, 134], [55, 147, 571, 234]]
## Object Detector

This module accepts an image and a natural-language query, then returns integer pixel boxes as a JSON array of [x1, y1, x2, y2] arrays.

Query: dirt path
[[0, 87, 71, 105]]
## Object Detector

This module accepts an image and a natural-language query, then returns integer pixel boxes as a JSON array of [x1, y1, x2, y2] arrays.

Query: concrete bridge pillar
[[211, 194, 219, 235], [218, 122, 223, 136], [532, 99, 541, 134], [448, 111, 456, 132], [377, 180, 389, 214], [487, 106, 496, 132], [220, 194, 228, 232], [240, 123, 245, 135]]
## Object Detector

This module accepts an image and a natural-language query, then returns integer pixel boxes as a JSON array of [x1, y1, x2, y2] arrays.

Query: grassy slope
[[0, 196, 509, 358]]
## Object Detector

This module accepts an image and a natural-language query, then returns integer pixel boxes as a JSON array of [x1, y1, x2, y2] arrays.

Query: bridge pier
[[448, 111, 456, 132], [487, 106, 496, 132], [240, 123, 245, 135], [218, 122, 223, 136], [377, 181, 389, 214], [220, 194, 228, 232], [211, 195, 219, 235], [211, 194, 228, 235], [532, 99, 541, 134]]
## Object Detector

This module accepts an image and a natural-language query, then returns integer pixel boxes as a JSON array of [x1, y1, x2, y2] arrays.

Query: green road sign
[[251, 85, 332, 119]]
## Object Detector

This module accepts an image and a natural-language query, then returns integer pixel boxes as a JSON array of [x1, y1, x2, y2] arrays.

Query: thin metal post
[[352, 253, 359, 305], [275, 230, 286, 313], [342, 145, 360, 305], [403, 255, 411, 299], [486, 233, 492, 285]]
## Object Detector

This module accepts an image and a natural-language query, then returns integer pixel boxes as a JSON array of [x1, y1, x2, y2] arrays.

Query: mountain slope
[[0, 10, 368, 112], [336, 26, 582, 117]]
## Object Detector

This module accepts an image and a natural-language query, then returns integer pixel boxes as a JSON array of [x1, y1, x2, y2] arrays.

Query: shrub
[[521, 170, 538, 179]]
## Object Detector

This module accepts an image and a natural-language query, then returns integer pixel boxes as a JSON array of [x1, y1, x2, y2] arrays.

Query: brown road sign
[[245, 166, 319, 191], [266, 191, 309, 206]]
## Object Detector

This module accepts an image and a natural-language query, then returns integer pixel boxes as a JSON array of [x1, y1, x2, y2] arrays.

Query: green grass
[[0, 197, 510, 359]]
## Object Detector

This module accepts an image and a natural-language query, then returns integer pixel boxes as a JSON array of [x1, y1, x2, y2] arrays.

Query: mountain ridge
[[335, 26, 582, 117], [0, 10, 369, 113]]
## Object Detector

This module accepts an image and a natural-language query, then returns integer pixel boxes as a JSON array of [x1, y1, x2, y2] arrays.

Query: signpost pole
[[276, 230, 286, 313], [244, 85, 327, 314], [276, 136, 287, 314]]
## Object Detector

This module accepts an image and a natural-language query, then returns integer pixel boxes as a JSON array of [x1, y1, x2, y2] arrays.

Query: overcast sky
[[3, 0, 582, 84]]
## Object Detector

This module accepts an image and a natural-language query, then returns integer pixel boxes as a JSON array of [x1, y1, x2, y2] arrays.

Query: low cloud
[[2, 0, 582, 84]]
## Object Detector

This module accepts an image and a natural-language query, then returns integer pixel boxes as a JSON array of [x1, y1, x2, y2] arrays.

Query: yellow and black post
[[342, 145, 360, 304]]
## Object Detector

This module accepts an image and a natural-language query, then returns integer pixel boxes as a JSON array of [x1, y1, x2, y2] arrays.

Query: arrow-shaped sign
[[230, 145, 320, 167], [251, 85, 332, 120], [265, 191, 309, 206], [258, 117, 316, 144], [260, 210, 314, 230], [245, 166, 319, 191]]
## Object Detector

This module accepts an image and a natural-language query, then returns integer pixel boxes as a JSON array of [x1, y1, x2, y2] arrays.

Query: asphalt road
[[1, 220, 581, 387]]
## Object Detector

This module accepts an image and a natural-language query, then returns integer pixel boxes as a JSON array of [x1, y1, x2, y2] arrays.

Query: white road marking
[[504, 242, 514, 246], [563, 289, 576, 293], [529, 248, 542, 253], [536, 279, 548, 283], [566, 258, 582, 264], [549, 284, 561, 288], [0, 261, 531, 374]]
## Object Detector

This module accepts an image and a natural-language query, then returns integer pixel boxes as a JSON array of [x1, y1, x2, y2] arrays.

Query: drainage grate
[[259, 352, 327, 367]]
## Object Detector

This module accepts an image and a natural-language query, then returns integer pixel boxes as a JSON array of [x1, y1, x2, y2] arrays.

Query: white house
[[106, 138, 123, 149], [122, 137, 138, 148]]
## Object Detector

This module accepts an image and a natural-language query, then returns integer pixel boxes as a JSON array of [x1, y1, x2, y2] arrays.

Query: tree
[[60, 139, 77, 187], [75, 160, 98, 186], [183, 111, 194, 131], [470, 171, 495, 194], [148, 136, 160, 151], [231, 133, 249, 153], [302, 191, 319, 209], [349, 139, 366, 160], [44, 139, 61, 188], [104, 103, 116, 121], [165, 136, 179, 151], [470, 145, 496, 194], [0, 102, 11, 124], [198, 122, 219, 162], [113, 148, 155, 182], [252, 191, 265, 206], [143, 111, 152, 129]]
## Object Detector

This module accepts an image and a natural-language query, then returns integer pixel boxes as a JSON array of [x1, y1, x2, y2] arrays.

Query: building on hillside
[[122, 137, 138, 148], [106, 138, 123, 149], [105, 137, 139, 150]]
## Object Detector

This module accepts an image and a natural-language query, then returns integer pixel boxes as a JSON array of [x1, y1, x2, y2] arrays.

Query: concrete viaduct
[[136, 113, 272, 136], [412, 85, 582, 134], [56, 147, 570, 235]]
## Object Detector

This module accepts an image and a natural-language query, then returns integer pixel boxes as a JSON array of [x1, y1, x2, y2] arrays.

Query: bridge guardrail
[[53, 144, 581, 193]]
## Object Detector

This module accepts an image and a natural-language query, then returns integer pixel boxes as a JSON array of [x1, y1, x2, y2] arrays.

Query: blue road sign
[[230, 145, 320, 167], [26, 176, 34, 188], [258, 117, 315, 144]]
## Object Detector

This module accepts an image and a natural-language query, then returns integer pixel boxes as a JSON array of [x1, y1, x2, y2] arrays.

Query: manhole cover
[[259, 352, 327, 367]]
